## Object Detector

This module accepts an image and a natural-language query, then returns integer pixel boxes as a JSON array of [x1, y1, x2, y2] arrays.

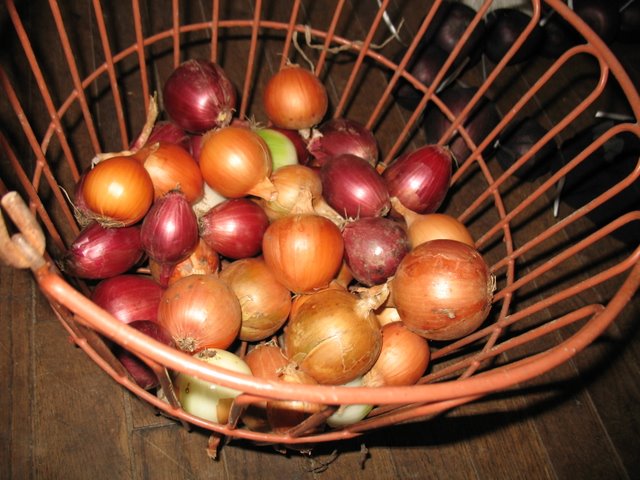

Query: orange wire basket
[[1, 0, 638, 446]]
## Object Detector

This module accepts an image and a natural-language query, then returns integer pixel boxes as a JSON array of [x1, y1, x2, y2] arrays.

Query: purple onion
[[163, 59, 237, 133], [307, 118, 379, 167], [343, 217, 410, 286], [91, 274, 164, 324], [199, 198, 269, 259], [63, 221, 144, 279], [320, 154, 390, 219], [141, 191, 199, 285], [383, 145, 452, 214], [114, 320, 176, 390]]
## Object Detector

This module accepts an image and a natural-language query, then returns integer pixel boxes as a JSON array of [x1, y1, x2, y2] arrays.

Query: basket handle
[[0, 191, 46, 270]]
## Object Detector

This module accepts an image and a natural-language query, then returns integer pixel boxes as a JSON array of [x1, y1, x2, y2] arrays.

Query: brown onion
[[139, 142, 204, 203], [284, 287, 384, 385], [219, 257, 292, 342], [392, 239, 495, 341], [261, 164, 322, 220], [263, 65, 328, 130], [157, 274, 241, 352], [391, 197, 474, 248], [262, 213, 344, 293], [363, 322, 430, 387], [149, 238, 219, 286], [199, 126, 276, 201]]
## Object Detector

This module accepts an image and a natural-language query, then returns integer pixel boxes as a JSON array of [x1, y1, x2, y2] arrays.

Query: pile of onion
[[60, 57, 503, 435]]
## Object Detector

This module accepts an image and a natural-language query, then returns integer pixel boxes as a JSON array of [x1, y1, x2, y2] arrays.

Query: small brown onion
[[263, 65, 328, 130], [262, 213, 344, 294], [139, 142, 204, 203], [390, 197, 474, 248], [242, 341, 291, 432], [262, 164, 322, 220], [392, 239, 495, 341], [149, 238, 219, 286], [284, 287, 384, 385], [219, 257, 292, 342], [363, 322, 430, 387], [266, 363, 324, 434], [157, 274, 241, 352], [199, 126, 276, 201]]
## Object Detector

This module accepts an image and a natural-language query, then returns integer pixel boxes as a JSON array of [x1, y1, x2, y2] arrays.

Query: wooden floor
[[1, 1, 639, 479]]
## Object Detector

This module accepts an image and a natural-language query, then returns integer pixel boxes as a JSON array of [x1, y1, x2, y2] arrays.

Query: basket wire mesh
[[0, 0, 638, 445]]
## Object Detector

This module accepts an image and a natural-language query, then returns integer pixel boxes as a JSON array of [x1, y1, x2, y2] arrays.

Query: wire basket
[[1, 0, 638, 447]]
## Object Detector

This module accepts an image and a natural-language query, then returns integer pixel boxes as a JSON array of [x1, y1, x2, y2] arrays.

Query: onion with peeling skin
[[219, 257, 292, 342], [307, 118, 379, 167], [284, 286, 386, 385], [392, 239, 495, 341], [261, 164, 322, 220], [149, 237, 219, 286]]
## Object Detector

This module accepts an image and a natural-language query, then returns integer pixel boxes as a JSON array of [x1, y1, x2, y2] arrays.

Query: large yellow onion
[[392, 239, 495, 341], [284, 287, 384, 385]]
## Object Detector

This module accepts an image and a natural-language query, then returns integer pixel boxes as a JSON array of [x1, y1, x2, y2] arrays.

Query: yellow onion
[[363, 321, 430, 387], [219, 257, 292, 342], [283, 286, 386, 385]]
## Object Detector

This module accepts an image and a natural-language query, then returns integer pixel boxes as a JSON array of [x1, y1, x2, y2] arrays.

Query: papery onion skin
[[199, 126, 276, 200], [219, 257, 292, 342], [140, 142, 204, 203], [263, 65, 328, 130], [284, 288, 382, 385], [199, 198, 269, 260], [342, 216, 410, 286], [157, 274, 241, 352], [63, 221, 144, 279], [320, 153, 390, 219], [91, 274, 165, 324], [173, 348, 252, 424], [163, 59, 236, 133], [82, 155, 154, 226], [383, 145, 452, 214], [114, 320, 176, 390], [392, 239, 495, 341], [262, 164, 322, 220], [262, 214, 344, 294], [308, 118, 379, 167], [363, 321, 430, 387]]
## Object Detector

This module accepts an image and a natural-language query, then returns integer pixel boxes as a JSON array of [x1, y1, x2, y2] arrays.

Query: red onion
[[320, 154, 390, 219], [383, 145, 452, 214], [188, 134, 204, 163], [146, 121, 191, 150], [307, 118, 378, 167], [114, 320, 176, 390], [162, 59, 236, 133], [63, 221, 144, 279], [342, 217, 410, 286], [199, 198, 269, 259], [141, 191, 199, 286], [91, 274, 164, 324]]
